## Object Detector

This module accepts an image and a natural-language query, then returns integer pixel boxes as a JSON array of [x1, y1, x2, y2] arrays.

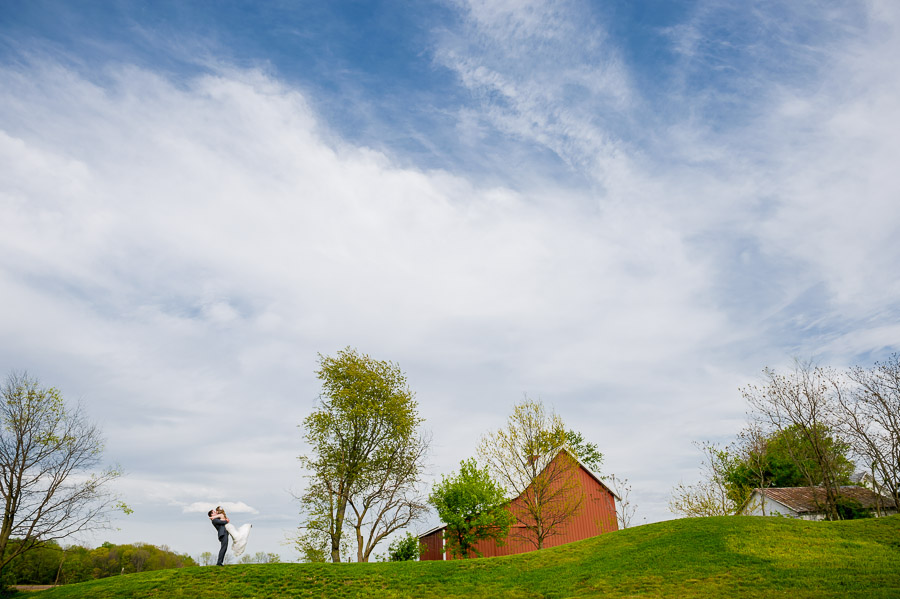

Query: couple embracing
[[208, 506, 252, 566]]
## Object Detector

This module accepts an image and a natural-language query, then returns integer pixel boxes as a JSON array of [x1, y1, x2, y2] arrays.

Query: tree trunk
[[356, 527, 365, 562], [331, 501, 347, 563]]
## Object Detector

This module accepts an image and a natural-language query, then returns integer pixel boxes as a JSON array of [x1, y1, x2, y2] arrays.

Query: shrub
[[387, 533, 423, 562]]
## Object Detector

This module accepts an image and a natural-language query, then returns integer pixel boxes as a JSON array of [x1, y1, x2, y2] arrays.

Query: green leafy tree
[[834, 496, 874, 520], [428, 458, 514, 559], [0, 372, 124, 586], [723, 424, 854, 508], [89, 543, 118, 578], [478, 396, 585, 549], [293, 531, 328, 563], [298, 348, 428, 562], [123, 545, 151, 573], [56, 545, 91, 584], [387, 532, 422, 561], [0, 539, 64, 586], [1, 541, 194, 585], [292, 515, 350, 563], [565, 430, 604, 473]]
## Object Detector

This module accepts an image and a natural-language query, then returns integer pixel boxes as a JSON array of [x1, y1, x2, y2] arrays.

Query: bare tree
[[834, 355, 900, 513], [742, 360, 848, 520], [237, 551, 280, 564], [0, 372, 124, 582], [346, 433, 430, 562], [735, 423, 768, 492], [478, 396, 583, 549], [604, 474, 637, 529], [130, 547, 150, 572], [668, 442, 736, 517]]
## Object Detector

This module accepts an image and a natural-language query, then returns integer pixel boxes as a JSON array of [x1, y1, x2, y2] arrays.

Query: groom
[[208, 508, 230, 565]]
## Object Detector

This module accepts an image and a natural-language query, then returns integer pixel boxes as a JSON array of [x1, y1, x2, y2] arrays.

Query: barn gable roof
[[556, 447, 621, 502]]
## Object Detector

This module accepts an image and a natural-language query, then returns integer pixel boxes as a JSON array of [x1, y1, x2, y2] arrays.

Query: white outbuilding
[[739, 486, 897, 520]]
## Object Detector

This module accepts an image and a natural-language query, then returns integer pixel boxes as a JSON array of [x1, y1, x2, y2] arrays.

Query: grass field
[[22, 515, 900, 598]]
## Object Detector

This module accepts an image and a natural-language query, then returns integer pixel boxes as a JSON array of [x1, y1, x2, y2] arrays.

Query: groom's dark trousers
[[211, 518, 229, 565]]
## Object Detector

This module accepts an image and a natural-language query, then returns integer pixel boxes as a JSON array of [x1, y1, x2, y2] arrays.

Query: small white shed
[[739, 486, 898, 520]]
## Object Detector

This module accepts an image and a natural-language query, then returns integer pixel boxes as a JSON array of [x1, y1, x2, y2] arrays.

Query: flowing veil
[[224, 522, 252, 557]]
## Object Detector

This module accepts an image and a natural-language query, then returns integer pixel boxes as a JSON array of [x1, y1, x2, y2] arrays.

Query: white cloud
[[183, 501, 258, 514]]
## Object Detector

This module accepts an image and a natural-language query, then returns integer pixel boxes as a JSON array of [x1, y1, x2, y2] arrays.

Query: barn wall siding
[[419, 529, 445, 561]]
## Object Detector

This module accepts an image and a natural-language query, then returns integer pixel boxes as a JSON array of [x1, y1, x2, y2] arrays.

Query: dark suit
[[211, 517, 229, 565]]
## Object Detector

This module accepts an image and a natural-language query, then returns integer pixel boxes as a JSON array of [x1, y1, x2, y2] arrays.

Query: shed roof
[[419, 524, 446, 538], [753, 486, 897, 513]]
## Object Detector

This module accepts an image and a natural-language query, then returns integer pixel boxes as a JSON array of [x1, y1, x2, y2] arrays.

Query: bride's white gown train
[[224, 522, 252, 557]]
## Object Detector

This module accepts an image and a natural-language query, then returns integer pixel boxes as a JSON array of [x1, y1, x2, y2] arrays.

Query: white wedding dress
[[225, 522, 252, 557]]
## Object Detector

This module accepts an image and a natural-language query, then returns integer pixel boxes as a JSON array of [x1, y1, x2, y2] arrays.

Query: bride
[[211, 506, 252, 557]]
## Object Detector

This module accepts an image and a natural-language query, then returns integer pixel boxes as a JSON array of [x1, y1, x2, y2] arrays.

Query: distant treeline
[[1, 539, 196, 586]]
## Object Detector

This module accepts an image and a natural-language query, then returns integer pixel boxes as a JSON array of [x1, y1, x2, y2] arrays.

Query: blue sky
[[2, 0, 899, 561]]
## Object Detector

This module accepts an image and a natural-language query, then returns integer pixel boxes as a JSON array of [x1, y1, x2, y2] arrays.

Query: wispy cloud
[[435, 0, 634, 182], [437, 0, 900, 331]]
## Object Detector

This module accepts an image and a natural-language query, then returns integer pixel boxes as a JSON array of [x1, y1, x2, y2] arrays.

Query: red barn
[[419, 449, 619, 560]]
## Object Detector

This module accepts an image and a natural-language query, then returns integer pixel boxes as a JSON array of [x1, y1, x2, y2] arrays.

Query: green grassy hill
[[29, 515, 900, 598]]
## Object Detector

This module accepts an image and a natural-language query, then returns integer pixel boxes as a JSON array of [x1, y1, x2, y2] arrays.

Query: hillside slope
[[33, 515, 900, 598]]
